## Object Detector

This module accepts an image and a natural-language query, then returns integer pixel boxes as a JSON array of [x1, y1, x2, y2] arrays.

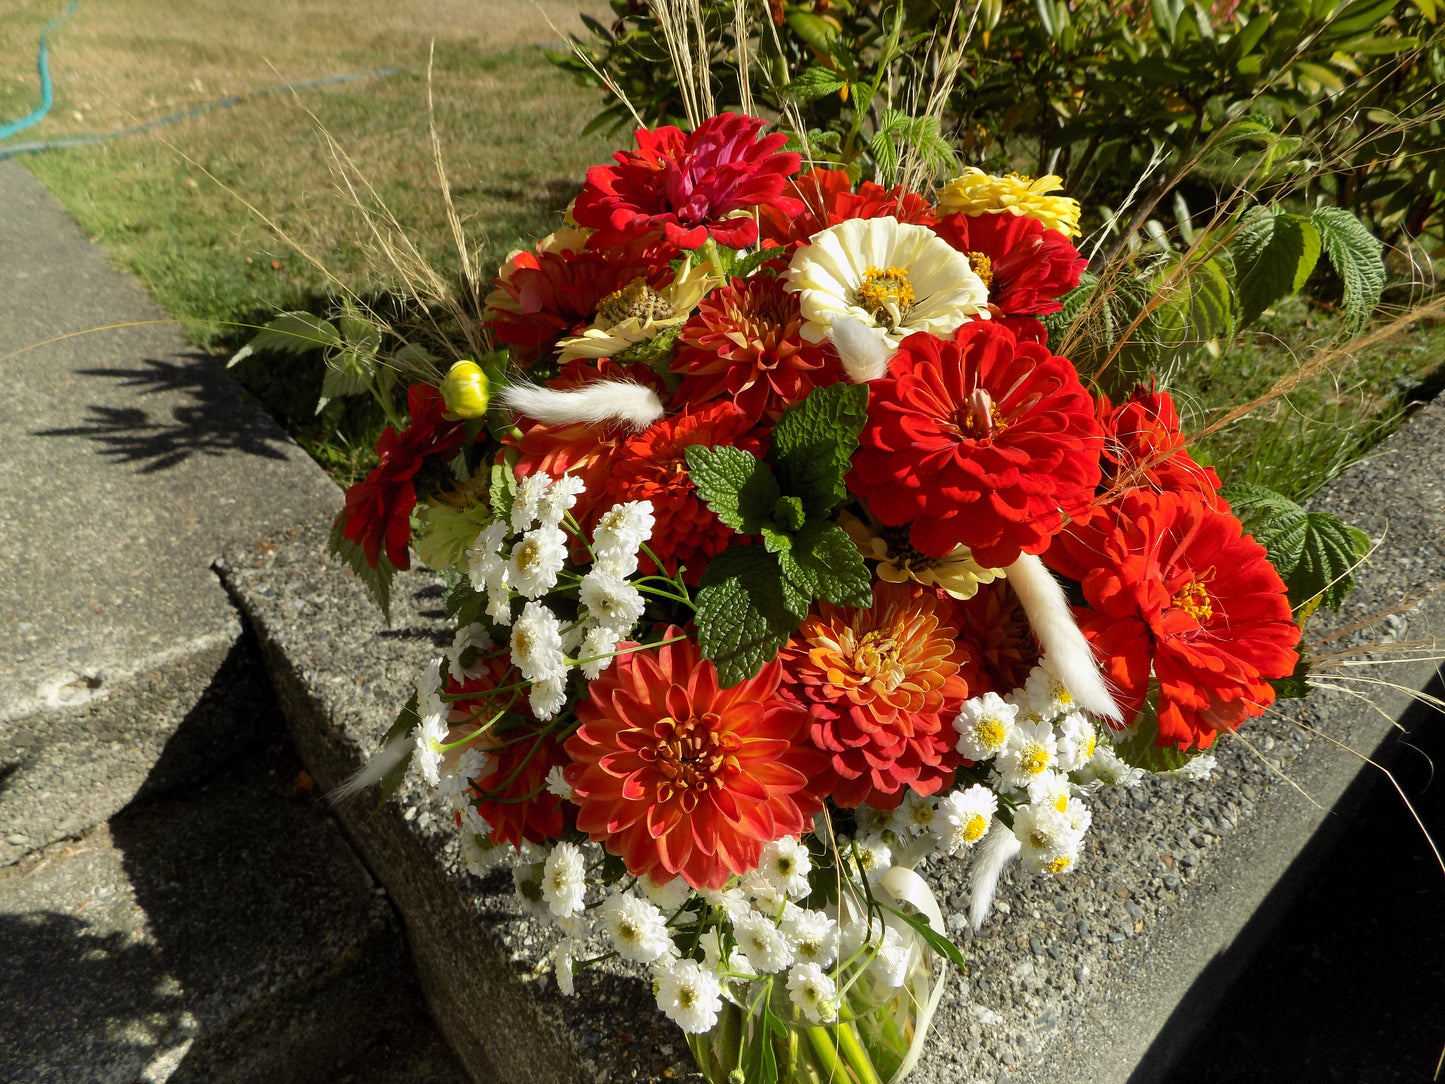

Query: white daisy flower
[[1163, 754, 1219, 781], [578, 624, 621, 681], [995, 717, 1058, 791], [508, 526, 568, 599], [782, 908, 839, 968], [954, 691, 1018, 762], [1055, 712, 1099, 773], [1078, 743, 1146, 789], [528, 673, 568, 721], [891, 790, 939, 837], [1013, 802, 1086, 875], [739, 871, 788, 916], [541, 841, 587, 918], [1026, 770, 1074, 815], [438, 748, 489, 807], [554, 939, 577, 996], [601, 892, 674, 964], [466, 520, 510, 582], [459, 830, 509, 877], [786, 216, 990, 350], [845, 835, 892, 882], [756, 836, 812, 899], [509, 601, 567, 683], [638, 875, 692, 914], [935, 784, 998, 855], [537, 473, 586, 528], [412, 710, 450, 788], [853, 804, 894, 838], [733, 910, 795, 974], [867, 925, 912, 988], [545, 764, 574, 802], [445, 624, 494, 680], [579, 568, 646, 632], [653, 958, 723, 1034], [592, 500, 655, 574], [786, 962, 838, 1023], [511, 471, 553, 533], [1025, 663, 1078, 721], [700, 927, 756, 979]]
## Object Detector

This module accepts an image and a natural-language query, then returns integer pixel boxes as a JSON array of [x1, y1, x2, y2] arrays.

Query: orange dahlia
[[1043, 489, 1300, 750], [954, 579, 1042, 696], [777, 582, 971, 809], [670, 273, 841, 423], [850, 321, 1104, 567], [564, 631, 829, 890]]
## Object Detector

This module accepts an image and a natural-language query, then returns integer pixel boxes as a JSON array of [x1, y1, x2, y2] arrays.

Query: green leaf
[[317, 346, 379, 411], [1222, 482, 1370, 612], [875, 902, 967, 970], [1111, 700, 1203, 769], [782, 520, 873, 608], [769, 383, 870, 517], [1270, 651, 1313, 700], [229, 312, 340, 367], [780, 65, 849, 103], [1309, 206, 1386, 337], [1230, 209, 1321, 327], [489, 450, 519, 522], [328, 514, 396, 623], [786, 10, 838, 52], [1146, 250, 1237, 365], [684, 445, 781, 534], [695, 545, 797, 687]]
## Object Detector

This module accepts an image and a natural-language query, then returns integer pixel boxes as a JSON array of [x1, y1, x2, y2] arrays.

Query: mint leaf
[[773, 495, 806, 533], [695, 545, 796, 687], [329, 514, 397, 623], [685, 445, 781, 534], [770, 382, 870, 516], [761, 525, 793, 554], [783, 520, 872, 608]]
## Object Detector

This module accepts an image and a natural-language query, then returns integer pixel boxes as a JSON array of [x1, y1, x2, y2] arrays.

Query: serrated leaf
[[1310, 206, 1386, 336], [770, 383, 870, 516], [232, 312, 341, 367], [684, 445, 780, 534], [780, 65, 849, 102], [328, 514, 396, 622], [786, 520, 873, 608], [318, 346, 378, 411], [1221, 482, 1369, 612], [489, 451, 519, 522], [695, 545, 796, 687], [1231, 209, 1321, 327], [1145, 250, 1237, 364], [1270, 651, 1313, 699]]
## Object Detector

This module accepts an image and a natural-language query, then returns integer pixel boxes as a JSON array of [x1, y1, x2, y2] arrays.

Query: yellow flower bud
[[440, 360, 489, 418]]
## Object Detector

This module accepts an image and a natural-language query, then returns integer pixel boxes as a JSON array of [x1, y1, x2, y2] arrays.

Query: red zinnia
[[670, 273, 841, 422], [930, 212, 1087, 334], [757, 168, 934, 253], [595, 400, 764, 581], [777, 582, 971, 809], [1096, 382, 1223, 507], [572, 113, 804, 251], [850, 321, 1104, 567], [337, 383, 469, 570], [564, 631, 829, 890], [1043, 489, 1299, 750]]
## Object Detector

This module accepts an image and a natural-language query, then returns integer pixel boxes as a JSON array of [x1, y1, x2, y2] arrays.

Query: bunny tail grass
[[496, 381, 664, 430], [969, 824, 1022, 931], [327, 734, 412, 805], [1003, 553, 1122, 721], [829, 314, 893, 383]]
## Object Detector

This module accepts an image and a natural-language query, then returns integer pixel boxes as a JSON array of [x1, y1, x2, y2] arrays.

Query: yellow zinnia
[[938, 168, 1082, 238]]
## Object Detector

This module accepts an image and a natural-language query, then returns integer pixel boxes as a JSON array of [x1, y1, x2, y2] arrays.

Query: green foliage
[[768, 382, 870, 517], [1232, 209, 1322, 327], [1222, 482, 1373, 613], [1111, 701, 1203, 769], [684, 445, 783, 534], [1309, 206, 1388, 336], [375, 691, 420, 804], [694, 545, 798, 688], [328, 514, 397, 622]]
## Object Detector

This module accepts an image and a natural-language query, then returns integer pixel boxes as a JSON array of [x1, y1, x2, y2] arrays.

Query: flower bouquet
[[323, 111, 1329, 1082]]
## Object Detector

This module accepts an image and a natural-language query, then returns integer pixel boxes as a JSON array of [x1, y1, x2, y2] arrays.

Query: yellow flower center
[[1172, 579, 1214, 623], [962, 814, 988, 843], [1028, 828, 1051, 848], [959, 387, 1006, 440], [1053, 793, 1069, 814], [910, 802, 935, 827], [651, 712, 739, 803], [967, 251, 994, 290], [855, 265, 915, 329], [973, 718, 1007, 750], [1019, 742, 1050, 776], [596, 277, 672, 328], [852, 631, 906, 692], [1046, 854, 1074, 874]]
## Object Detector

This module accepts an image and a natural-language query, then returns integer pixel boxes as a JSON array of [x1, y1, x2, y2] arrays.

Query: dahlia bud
[[440, 360, 489, 418]]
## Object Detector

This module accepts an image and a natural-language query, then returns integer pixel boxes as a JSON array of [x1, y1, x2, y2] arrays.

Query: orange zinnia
[[778, 582, 972, 809], [564, 631, 829, 890]]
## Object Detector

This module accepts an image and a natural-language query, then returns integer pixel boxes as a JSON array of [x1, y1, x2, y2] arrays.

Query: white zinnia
[[733, 910, 795, 974], [579, 568, 646, 632], [936, 784, 998, 854], [995, 717, 1058, 791], [786, 962, 838, 1023], [541, 841, 587, 918], [786, 216, 990, 350], [654, 958, 722, 1034], [508, 526, 568, 599], [638, 875, 692, 914], [445, 624, 493, 680], [601, 892, 674, 964], [954, 691, 1018, 762]]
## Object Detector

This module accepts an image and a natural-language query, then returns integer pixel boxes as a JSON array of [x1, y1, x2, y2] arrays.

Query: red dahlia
[[1097, 382, 1222, 507], [670, 273, 841, 422], [850, 321, 1104, 567], [572, 113, 803, 251], [777, 582, 970, 809], [1043, 489, 1299, 750], [564, 631, 829, 890], [954, 579, 1042, 696], [756, 168, 934, 253], [596, 401, 764, 581], [337, 383, 469, 570]]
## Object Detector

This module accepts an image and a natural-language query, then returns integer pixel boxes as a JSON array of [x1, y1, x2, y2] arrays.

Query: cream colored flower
[[839, 510, 1003, 600], [937, 168, 1082, 237], [554, 257, 716, 362], [786, 216, 989, 349]]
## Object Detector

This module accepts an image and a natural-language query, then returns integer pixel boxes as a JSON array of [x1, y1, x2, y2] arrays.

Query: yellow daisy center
[[1172, 579, 1214, 623], [962, 814, 988, 843], [973, 718, 1007, 750], [967, 251, 994, 290], [596, 277, 672, 328], [1046, 854, 1074, 874], [1019, 742, 1050, 776]]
